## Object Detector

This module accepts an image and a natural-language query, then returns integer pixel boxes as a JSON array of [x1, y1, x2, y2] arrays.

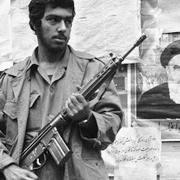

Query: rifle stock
[[19, 34, 146, 169]]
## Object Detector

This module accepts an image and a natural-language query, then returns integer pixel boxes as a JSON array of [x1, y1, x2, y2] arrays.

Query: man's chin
[[49, 44, 67, 52]]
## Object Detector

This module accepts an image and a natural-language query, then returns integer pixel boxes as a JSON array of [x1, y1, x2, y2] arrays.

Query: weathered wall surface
[[69, 0, 141, 58], [0, 0, 141, 70], [0, 0, 12, 70]]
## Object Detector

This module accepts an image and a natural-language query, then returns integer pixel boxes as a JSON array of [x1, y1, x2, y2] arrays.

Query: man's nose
[[57, 20, 66, 32]]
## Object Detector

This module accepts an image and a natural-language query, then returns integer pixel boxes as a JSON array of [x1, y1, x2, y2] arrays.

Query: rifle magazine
[[48, 128, 72, 166]]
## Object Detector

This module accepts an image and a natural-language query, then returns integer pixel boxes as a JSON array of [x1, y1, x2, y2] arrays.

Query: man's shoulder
[[72, 49, 95, 60], [138, 82, 168, 104], [69, 46, 105, 64], [4, 57, 31, 77], [143, 83, 168, 95]]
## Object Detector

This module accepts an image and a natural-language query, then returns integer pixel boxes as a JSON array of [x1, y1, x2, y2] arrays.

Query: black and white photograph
[[0, 0, 180, 180]]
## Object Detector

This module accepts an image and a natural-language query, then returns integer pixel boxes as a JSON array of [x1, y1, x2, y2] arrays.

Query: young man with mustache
[[0, 0, 123, 179]]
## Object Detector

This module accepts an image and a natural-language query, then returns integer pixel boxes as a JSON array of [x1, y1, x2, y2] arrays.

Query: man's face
[[36, 5, 73, 52], [166, 54, 180, 83]]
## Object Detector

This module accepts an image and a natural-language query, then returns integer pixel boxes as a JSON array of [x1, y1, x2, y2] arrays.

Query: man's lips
[[53, 38, 65, 43], [52, 35, 67, 41]]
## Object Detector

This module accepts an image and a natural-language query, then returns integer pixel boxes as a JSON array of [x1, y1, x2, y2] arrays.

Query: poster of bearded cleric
[[136, 0, 180, 140]]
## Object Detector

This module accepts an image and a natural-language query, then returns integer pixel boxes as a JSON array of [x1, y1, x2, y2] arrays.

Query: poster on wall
[[137, 33, 180, 140], [137, 0, 180, 139], [103, 127, 161, 180]]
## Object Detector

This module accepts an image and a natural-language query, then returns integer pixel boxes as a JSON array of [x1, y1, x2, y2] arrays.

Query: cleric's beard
[[168, 80, 180, 104]]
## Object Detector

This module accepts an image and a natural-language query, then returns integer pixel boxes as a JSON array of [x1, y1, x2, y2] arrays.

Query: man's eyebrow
[[173, 64, 180, 67], [46, 14, 73, 19]]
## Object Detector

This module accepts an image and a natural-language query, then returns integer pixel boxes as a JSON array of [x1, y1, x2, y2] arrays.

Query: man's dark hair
[[160, 40, 180, 68], [29, 0, 75, 32]]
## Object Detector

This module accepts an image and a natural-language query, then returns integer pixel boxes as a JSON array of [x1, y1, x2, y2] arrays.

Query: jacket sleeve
[[79, 71, 123, 150], [0, 74, 16, 171]]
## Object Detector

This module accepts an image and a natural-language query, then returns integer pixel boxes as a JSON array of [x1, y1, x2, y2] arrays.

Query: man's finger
[[26, 170, 38, 179], [70, 94, 79, 106], [74, 93, 87, 104]]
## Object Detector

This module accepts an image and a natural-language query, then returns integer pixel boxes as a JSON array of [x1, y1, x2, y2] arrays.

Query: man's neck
[[38, 45, 66, 63], [37, 46, 67, 75]]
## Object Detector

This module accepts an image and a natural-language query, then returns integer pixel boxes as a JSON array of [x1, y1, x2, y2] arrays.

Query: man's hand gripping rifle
[[19, 34, 147, 170]]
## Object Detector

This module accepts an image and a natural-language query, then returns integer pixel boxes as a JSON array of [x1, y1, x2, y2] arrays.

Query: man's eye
[[47, 17, 57, 24], [65, 19, 72, 25], [173, 65, 180, 70]]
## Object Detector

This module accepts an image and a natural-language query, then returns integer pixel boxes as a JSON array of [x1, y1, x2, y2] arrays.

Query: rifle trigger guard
[[32, 152, 47, 170]]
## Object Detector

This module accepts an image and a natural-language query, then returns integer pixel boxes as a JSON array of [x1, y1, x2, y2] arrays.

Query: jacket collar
[[5, 45, 95, 77], [28, 46, 71, 70]]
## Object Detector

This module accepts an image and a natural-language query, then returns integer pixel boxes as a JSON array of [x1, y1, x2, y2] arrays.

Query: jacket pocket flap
[[3, 101, 17, 119], [30, 92, 40, 108]]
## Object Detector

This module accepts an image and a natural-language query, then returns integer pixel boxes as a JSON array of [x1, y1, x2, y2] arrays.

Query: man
[[0, 0, 123, 179], [137, 40, 180, 119]]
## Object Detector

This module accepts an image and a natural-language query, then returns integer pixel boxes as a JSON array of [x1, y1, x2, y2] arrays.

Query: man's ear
[[33, 25, 37, 31], [165, 66, 169, 73], [165, 65, 172, 81], [32, 25, 38, 35], [165, 65, 170, 75]]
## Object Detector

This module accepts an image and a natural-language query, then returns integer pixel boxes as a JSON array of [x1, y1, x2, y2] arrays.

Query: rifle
[[19, 34, 147, 170]]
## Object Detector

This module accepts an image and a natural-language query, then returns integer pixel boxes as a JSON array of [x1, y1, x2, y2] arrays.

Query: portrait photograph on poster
[[136, 0, 180, 142]]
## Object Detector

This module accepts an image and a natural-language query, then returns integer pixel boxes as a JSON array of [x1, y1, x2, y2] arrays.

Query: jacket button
[[50, 85, 54, 93]]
